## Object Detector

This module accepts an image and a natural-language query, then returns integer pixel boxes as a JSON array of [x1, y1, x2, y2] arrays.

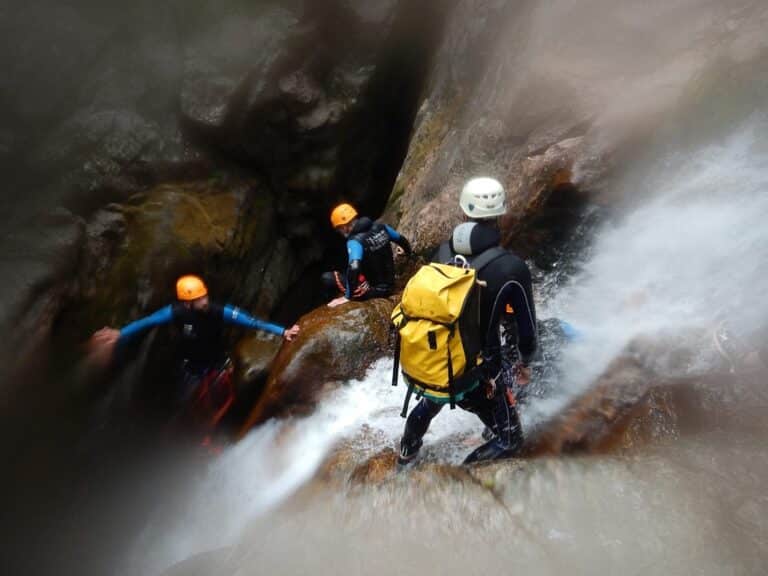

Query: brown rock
[[384, 2, 609, 255], [499, 137, 589, 257], [232, 333, 284, 412], [349, 448, 399, 485], [179, 0, 428, 210], [523, 353, 654, 456], [389, 0, 756, 258], [240, 298, 395, 432], [234, 333, 283, 387], [392, 132, 592, 260], [522, 333, 725, 456]]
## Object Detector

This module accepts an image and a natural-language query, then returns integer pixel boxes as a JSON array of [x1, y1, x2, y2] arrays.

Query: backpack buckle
[[451, 254, 470, 269]]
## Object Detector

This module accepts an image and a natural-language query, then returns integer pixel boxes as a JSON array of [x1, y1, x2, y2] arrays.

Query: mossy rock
[[385, 96, 463, 226], [71, 178, 272, 336]]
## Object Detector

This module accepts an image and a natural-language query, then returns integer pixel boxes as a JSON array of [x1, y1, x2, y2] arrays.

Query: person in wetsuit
[[89, 275, 300, 410], [398, 177, 538, 465], [322, 203, 412, 308]]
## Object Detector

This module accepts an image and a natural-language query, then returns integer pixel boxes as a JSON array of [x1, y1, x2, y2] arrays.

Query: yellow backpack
[[391, 248, 505, 416]]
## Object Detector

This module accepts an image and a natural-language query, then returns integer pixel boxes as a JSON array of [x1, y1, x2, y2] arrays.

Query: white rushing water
[[119, 357, 480, 576], [537, 113, 768, 414]]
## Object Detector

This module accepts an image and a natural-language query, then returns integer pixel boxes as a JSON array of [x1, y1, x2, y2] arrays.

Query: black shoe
[[397, 438, 423, 466], [463, 437, 520, 465]]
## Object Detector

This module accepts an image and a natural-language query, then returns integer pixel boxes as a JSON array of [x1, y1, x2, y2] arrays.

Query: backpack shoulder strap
[[469, 246, 507, 272]]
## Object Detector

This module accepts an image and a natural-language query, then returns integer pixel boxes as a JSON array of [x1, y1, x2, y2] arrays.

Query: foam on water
[[119, 357, 485, 575]]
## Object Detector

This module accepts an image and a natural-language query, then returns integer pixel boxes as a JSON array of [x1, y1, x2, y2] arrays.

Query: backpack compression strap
[[446, 324, 456, 409], [468, 246, 507, 272], [392, 329, 402, 387]]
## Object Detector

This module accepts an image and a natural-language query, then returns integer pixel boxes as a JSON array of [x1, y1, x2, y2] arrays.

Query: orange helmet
[[176, 275, 208, 301], [330, 203, 358, 228]]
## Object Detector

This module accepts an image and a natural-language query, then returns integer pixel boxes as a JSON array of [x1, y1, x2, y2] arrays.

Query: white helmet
[[459, 177, 506, 219]]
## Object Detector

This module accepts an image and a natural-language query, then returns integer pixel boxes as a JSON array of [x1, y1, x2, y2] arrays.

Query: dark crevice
[[334, 0, 456, 218], [509, 184, 595, 264], [256, 0, 458, 319]]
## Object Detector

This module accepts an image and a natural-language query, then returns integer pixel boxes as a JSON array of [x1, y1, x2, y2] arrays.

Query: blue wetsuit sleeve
[[118, 305, 174, 343], [383, 224, 401, 241], [384, 224, 412, 254], [222, 305, 285, 336], [345, 239, 365, 299], [347, 239, 364, 262]]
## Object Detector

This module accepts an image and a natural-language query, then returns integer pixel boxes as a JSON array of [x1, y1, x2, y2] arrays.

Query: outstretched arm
[[118, 305, 174, 342], [87, 305, 174, 366], [384, 224, 412, 255], [222, 305, 300, 341]]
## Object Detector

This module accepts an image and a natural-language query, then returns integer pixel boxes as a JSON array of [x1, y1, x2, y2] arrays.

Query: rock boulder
[[240, 297, 395, 431]]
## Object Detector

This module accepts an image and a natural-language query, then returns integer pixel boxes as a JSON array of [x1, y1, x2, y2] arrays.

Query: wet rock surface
[[386, 1, 754, 255], [524, 331, 750, 456], [386, 1, 603, 255], [523, 352, 676, 457], [232, 333, 284, 414], [241, 297, 395, 430], [318, 330, 746, 489], [234, 333, 283, 388]]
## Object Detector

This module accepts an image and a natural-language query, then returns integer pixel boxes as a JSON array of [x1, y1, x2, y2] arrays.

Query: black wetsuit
[[323, 217, 411, 300], [400, 222, 537, 463], [166, 303, 226, 405], [170, 303, 228, 368]]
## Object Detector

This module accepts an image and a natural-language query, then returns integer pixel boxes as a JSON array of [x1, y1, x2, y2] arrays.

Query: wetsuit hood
[[350, 216, 373, 235], [450, 222, 501, 256]]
